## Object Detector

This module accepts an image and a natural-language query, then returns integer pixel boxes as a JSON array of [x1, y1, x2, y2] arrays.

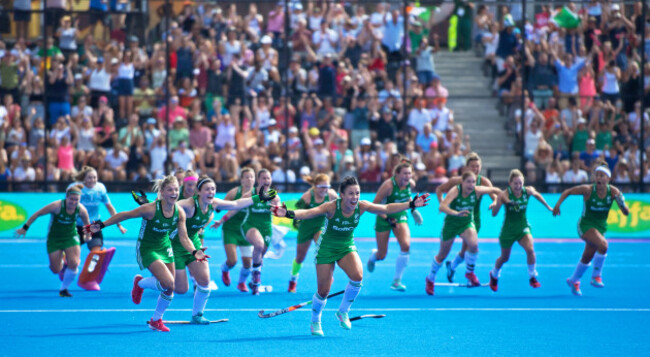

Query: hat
[[293, 3, 303, 11], [382, 106, 392, 114], [74, 73, 83, 80], [171, 96, 179, 103], [431, 74, 441, 81], [360, 137, 371, 146], [10, 49, 19, 57], [261, 35, 272, 45], [513, 28, 521, 35], [289, 126, 298, 134], [129, 35, 138, 43], [314, 138, 324, 145], [430, 141, 439, 149], [175, 116, 185, 123], [415, 162, 426, 171], [211, 8, 222, 15], [577, 118, 587, 125], [299, 165, 310, 176], [587, 138, 595, 145], [111, 58, 119, 65], [611, 4, 620, 11], [273, 156, 282, 163], [268, 119, 277, 126], [146, 118, 157, 125], [435, 166, 446, 175], [344, 155, 354, 163], [97, 57, 104, 64], [193, 115, 204, 122], [99, 96, 108, 103], [309, 127, 320, 136], [504, 15, 515, 27]]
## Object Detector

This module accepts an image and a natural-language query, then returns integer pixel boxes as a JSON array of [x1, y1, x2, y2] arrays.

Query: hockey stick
[[436, 282, 490, 288], [147, 318, 229, 325], [350, 314, 386, 321], [258, 290, 344, 318]]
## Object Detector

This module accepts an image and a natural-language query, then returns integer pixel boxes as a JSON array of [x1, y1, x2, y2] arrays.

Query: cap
[[293, 3, 303, 10], [175, 116, 185, 123], [211, 8, 222, 15], [344, 155, 354, 163], [314, 138, 324, 145], [587, 138, 596, 145], [299, 166, 310, 176], [360, 137, 371, 146], [309, 127, 320, 136], [382, 106, 392, 114], [96, 57, 104, 64], [146, 118, 157, 125], [611, 4, 620, 11], [273, 156, 282, 163], [577, 118, 587, 125], [289, 126, 298, 134], [74, 73, 83, 80], [111, 58, 119, 65], [268, 119, 277, 126], [99, 96, 108, 103], [193, 115, 204, 122], [504, 14, 515, 27], [415, 162, 426, 171], [129, 35, 139, 43], [435, 166, 446, 175], [261, 35, 272, 45]]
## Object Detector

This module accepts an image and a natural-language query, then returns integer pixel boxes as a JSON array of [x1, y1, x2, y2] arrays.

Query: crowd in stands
[[476, 1, 650, 188]]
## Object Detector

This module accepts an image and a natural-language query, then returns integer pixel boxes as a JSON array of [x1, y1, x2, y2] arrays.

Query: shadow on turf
[[28, 330, 149, 338], [208, 335, 342, 343]]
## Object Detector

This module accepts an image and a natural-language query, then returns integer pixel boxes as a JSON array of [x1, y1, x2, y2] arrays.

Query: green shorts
[[297, 226, 320, 244], [499, 225, 531, 249], [241, 222, 272, 247], [441, 221, 475, 242], [223, 228, 251, 246], [578, 219, 607, 237], [374, 214, 408, 233], [137, 239, 174, 270], [173, 234, 203, 270], [474, 218, 481, 234], [46, 235, 80, 254], [314, 244, 357, 265]]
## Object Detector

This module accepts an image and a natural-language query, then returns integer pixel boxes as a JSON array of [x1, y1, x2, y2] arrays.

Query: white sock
[[465, 251, 478, 273], [192, 284, 210, 316], [60, 267, 78, 290], [427, 258, 442, 281], [239, 267, 251, 284], [221, 262, 234, 272], [338, 281, 362, 314], [368, 249, 380, 263], [152, 292, 173, 320], [592, 253, 607, 278], [528, 264, 538, 278], [311, 293, 327, 323], [393, 252, 409, 281], [138, 276, 165, 291], [450, 253, 464, 270], [491, 267, 501, 279], [569, 262, 590, 283]]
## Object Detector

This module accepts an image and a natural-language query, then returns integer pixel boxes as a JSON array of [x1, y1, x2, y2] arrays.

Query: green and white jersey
[[474, 175, 483, 227], [242, 187, 272, 230], [504, 186, 529, 226], [581, 184, 613, 226], [223, 186, 252, 232], [48, 200, 79, 239], [298, 189, 328, 233], [383, 177, 411, 219], [444, 185, 476, 226], [317, 199, 360, 250], [185, 196, 213, 238], [138, 200, 179, 245]]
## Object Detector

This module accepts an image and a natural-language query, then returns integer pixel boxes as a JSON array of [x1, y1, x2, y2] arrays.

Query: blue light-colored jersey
[[68, 182, 110, 225]]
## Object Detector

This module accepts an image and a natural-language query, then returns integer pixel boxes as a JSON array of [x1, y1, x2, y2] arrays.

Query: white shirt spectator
[[105, 149, 129, 170], [312, 28, 339, 56], [545, 170, 561, 183], [12, 165, 35, 181], [407, 108, 431, 135], [150, 145, 167, 178], [430, 107, 452, 132], [272, 167, 296, 183], [172, 148, 195, 170], [562, 169, 589, 183], [88, 67, 112, 92], [215, 122, 236, 149], [524, 127, 542, 159], [71, 105, 93, 119]]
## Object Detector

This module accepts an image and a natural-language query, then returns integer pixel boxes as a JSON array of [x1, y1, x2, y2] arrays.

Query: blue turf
[[1, 238, 649, 356]]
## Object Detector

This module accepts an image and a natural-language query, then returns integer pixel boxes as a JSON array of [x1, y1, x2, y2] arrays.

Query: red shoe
[[222, 270, 231, 287], [148, 318, 170, 332], [529, 276, 541, 288], [237, 282, 249, 293], [288, 280, 297, 293], [566, 278, 582, 296], [425, 277, 435, 296], [132, 275, 144, 304], [489, 271, 498, 292], [465, 272, 480, 287], [590, 276, 604, 288]]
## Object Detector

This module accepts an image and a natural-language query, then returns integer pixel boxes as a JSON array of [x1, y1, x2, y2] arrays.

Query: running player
[[436, 153, 497, 282], [426, 171, 502, 295], [288, 174, 338, 293], [174, 176, 276, 323], [69, 166, 126, 291], [488, 169, 553, 291], [15, 185, 90, 297], [213, 167, 257, 292], [87, 175, 207, 331], [271, 176, 429, 336], [553, 163, 629, 296], [367, 160, 424, 291]]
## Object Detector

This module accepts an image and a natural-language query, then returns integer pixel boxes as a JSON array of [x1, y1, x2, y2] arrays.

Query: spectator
[[12, 156, 36, 182], [87, 57, 112, 108], [552, 48, 588, 109], [189, 116, 211, 151], [562, 153, 589, 183], [158, 96, 188, 125], [117, 50, 136, 120], [415, 36, 440, 85], [407, 97, 430, 136], [118, 114, 143, 148], [169, 117, 190, 150], [172, 140, 195, 171], [104, 143, 128, 181], [0, 50, 21, 104]]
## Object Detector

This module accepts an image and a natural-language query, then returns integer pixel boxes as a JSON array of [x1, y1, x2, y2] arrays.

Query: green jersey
[[223, 186, 251, 232], [579, 184, 613, 235], [297, 189, 328, 243], [48, 200, 79, 239], [138, 200, 179, 246], [242, 187, 272, 229], [383, 177, 412, 219], [315, 199, 360, 264], [185, 196, 214, 238], [504, 186, 529, 226], [444, 185, 476, 226], [474, 175, 483, 229]]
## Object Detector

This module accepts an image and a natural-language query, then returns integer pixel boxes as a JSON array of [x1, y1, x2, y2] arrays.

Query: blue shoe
[[567, 278, 582, 296], [390, 280, 407, 292], [590, 277, 605, 288], [335, 311, 351, 330], [311, 322, 324, 336], [191, 312, 210, 325]]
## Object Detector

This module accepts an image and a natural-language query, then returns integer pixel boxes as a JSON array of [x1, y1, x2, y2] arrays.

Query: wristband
[[22, 224, 29, 231], [252, 195, 261, 204], [192, 250, 199, 256], [97, 220, 106, 229], [286, 210, 296, 219]]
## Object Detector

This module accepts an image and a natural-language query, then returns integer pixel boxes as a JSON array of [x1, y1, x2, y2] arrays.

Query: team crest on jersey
[[470, 196, 475, 203]]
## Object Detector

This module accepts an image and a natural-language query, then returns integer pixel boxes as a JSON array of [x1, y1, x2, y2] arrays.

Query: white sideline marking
[[2, 263, 650, 268], [0, 308, 649, 313]]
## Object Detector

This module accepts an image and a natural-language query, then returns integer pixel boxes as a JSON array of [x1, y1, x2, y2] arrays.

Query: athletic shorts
[[173, 234, 202, 270], [578, 219, 607, 237], [441, 221, 475, 242], [47, 234, 80, 254], [314, 244, 357, 265], [77, 225, 104, 249], [374, 214, 408, 233], [241, 222, 271, 247], [297, 226, 320, 244], [499, 225, 531, 249], [137, 240, 174, 270], [223, 228, 252, 247]]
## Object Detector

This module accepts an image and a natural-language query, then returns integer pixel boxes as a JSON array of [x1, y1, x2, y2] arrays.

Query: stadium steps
[[435, 51, 521, 183]]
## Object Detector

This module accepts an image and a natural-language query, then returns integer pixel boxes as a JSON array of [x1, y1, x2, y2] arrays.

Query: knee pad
[[239, 245, 253, 258]]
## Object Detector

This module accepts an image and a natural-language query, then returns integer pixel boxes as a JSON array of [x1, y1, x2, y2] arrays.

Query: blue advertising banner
[[0, 193, 648, 239]]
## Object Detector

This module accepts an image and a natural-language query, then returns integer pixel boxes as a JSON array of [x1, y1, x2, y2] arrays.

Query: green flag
[[553, 6, 581, 29]]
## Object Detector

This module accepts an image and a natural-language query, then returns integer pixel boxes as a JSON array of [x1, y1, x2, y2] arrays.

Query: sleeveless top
[[223, 186, 252, 232], [185, 196, 214, 238], [444, 185, 477, 226], [503, 186, 529, 226], [298, 189, 328, 232], [138, 200, 179, 246], [383, 177, 411, 219], [318, 199, 360, 248], [581, 184, 613, 226], [48, 200, 79, 239]]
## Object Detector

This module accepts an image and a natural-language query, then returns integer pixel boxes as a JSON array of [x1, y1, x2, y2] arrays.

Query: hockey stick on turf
[[350, 314, 386, 321], [258, 290, 344, 318], [147, 319, 229, 325], [436, 282, 490, 288]]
